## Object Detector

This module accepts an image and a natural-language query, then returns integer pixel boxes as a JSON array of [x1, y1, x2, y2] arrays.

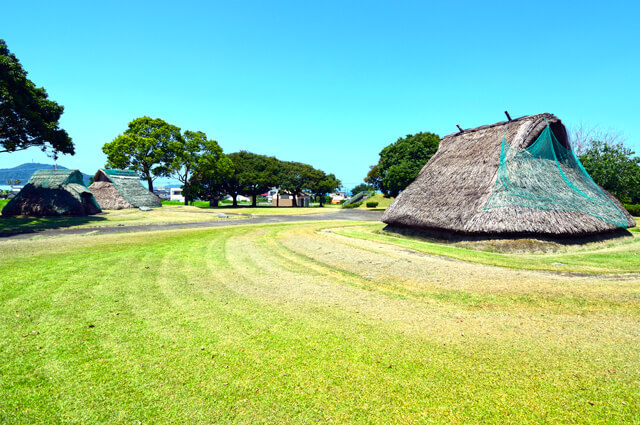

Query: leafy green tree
[[579, 141, 640, 204], [232, 151, 280, 207], [308, 170, 341, 207], [364, 165, 383, 192], [0, 39, 73, 157], [167, 130, 229, 205], [189, 149, 234, 207], [103, 117, 181, 192], [377, 132, 440, 197], [279, 161, 317, 207], [351, 183, 373, 195], [223, 152, 246, 207]]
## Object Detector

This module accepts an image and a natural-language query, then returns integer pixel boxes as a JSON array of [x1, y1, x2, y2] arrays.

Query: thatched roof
[[2, 169, 101, 217], [89, 169, 161, 210], [382, 113, 636, 237]]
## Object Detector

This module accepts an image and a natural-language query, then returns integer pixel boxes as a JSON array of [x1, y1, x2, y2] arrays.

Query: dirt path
[[0, 209, 383, 240]]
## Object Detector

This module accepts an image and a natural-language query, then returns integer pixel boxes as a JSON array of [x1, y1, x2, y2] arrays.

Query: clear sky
[[2, 0, 639, 189]]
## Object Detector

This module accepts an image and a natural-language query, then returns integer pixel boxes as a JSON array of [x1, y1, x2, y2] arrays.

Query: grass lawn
[[204, 206, 340, 216], [0, 204, 339, 234], [0, 205, 242, 234], [330, 222, 640, 274], [1, 221, 638, 423]]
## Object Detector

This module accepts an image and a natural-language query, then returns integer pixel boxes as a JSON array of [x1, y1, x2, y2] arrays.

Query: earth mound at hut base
[[382, 224, 634, 254]]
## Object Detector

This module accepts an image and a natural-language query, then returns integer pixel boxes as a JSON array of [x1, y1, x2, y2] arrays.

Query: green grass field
[[1, 221, 639, 423], [0, 204, 339, 234]]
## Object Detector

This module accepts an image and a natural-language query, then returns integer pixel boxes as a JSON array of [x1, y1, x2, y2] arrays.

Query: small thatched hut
[[2, 169, 102, 217], [89, 169, 161, 210], [382, 113, 636, 238]]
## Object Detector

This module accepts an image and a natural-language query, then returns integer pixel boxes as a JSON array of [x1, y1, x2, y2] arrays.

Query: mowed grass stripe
[[0, 223, 639, 423], [330, 223, 640, 274]]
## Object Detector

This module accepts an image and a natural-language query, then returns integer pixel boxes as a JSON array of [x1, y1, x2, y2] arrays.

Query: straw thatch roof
[[89, 169, 161, 210], [382, 113, 636, 237], [2, 169, 102, 217]]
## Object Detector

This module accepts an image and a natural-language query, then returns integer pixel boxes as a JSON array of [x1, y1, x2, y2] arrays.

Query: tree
[[232, 151, 280, 207], [167, 130, 228, 205], [579, 141, 640, 204], [308, 171, 341, 207], [377, 132, 439, 197], [570, 123, 625, 156], [102, 117, 181, 192], [279, 161, 317, 207], [189, 148, 234, 207], [351, 183, 373, 195], [364, 165, 383, 192], [0, 39, 73, 157]]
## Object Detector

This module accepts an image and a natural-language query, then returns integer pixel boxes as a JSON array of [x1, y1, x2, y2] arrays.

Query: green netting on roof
[[483, 124, 629, 228]]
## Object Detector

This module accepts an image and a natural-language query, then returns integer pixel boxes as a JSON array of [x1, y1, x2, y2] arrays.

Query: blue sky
[[2, 0, 639, 189]]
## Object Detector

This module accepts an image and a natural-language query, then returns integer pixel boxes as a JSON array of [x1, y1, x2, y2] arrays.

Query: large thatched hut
[[2, 169, 101, 217], [382, 113, 636, 237], [89, 169, 161, 210]]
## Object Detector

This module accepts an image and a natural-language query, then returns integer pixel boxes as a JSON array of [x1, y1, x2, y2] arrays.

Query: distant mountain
[[0, 163, 92, 186]]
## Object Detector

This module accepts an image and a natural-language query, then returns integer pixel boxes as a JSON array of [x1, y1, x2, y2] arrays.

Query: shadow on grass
[[0, 215, 107, 237]]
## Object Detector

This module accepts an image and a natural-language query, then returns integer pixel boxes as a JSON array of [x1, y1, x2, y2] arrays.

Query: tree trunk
[[147, 176, 154, 192], [276, 194, 279, 207], [292, 193, 297, 207], [183, 185, 189, 206], [318, 195, 323, 207], [209, 199, 219, 207], [232, 194, 238, 207], [252, 194, 257, 207]]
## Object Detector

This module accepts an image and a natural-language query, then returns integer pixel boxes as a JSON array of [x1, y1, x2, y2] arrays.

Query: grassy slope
[[330, 223, 640, 274], [355, 193, 395, 210], [1, 222, 639, 423]]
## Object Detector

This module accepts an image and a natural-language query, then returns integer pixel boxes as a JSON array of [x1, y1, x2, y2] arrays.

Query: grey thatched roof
[[2, 169, 101, 217], [89, 169, 161, 210], [382, 113, 636, 237]]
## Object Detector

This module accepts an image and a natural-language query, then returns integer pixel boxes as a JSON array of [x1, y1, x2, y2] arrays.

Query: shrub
[[343, 202, 362, 209], [366, 201, 379, 208], [624, 204, 640, 217]]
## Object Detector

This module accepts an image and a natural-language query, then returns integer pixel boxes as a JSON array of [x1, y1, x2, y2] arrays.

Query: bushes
[[343, 202, 362, 209], [366, 201, 379, 208], [624, 204, 640, 216]]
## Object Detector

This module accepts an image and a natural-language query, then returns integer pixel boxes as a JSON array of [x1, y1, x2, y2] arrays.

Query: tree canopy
[[0, 39, 73, 157], [308, 170, 341, 206], [102, 117, 181, 192], [375, 132, 440, 197], [351, 183, 373, 195], [167, 130, 231, 205], [579, 141, 640, 204], [227, 151, 280, 207]]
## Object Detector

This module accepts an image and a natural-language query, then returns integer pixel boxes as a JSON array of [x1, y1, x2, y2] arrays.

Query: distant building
[[272, 191, 311, 207], [170, 188, 185, 203], [153, 186, 171, 200], [330, 192, 347, 204]]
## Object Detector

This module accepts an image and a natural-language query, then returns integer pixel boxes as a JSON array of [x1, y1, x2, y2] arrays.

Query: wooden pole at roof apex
[[456, 124, 463, 133], [504, 111, 512, 121]]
